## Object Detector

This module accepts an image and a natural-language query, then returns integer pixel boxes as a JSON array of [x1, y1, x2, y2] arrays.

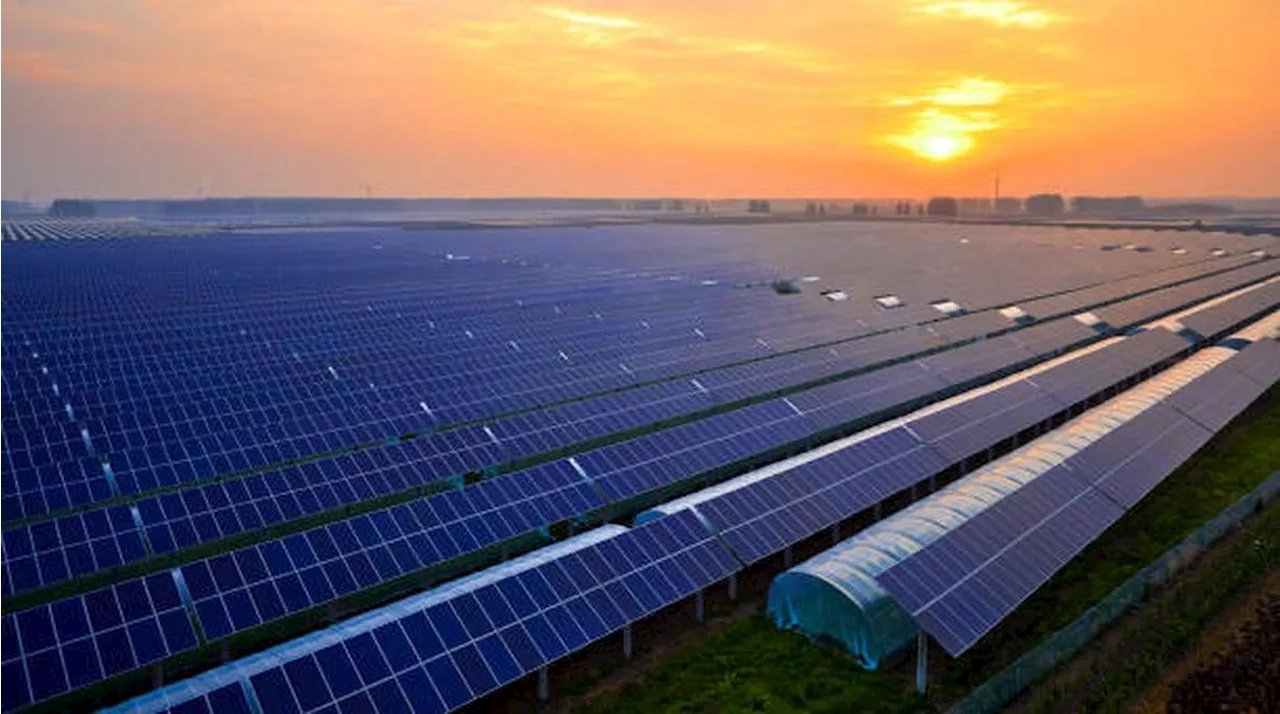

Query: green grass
[[575, 617, 921, 714]]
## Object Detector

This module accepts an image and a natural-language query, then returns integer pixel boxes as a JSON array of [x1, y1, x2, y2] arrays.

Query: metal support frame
[[916, 631, 928, 694], [782, 545, 794, 568], [623, 625, 633, 659], [728, 574, 739, 601], [538, 667, 550, 700], [695, 590, 706, 622], [830, 523, 840, 545]]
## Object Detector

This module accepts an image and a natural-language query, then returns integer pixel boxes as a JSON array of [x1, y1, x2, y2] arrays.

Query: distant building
[[665, 200, 684, 212], [851, 203, 870, 216], [958, 197, 993, 216], [927, 197, 959, 217], [747, 200, 772, 214], [994, 197, 1023, 214], [1025, 194, 1066, 216], [1072, 196, 1145, 214], [632, 199, 663, 211], [1152, 202, 1234, 216], [49, 199, 96, 217]]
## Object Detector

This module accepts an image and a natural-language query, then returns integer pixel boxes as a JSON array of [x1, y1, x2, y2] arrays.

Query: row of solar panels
[[1, 286, 1250, 712], [0, 306, 1017, 525], [875, 334, 1280, 656], [0, 305, 1145, 598], [0, 221, 204, 243], [76, 317, 1275, 714], [5, 256, 1270, 542], [0, 243, 1254, 455], [5, 272, 1275, 619]]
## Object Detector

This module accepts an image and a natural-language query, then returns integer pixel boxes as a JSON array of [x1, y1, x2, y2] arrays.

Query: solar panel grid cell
[[1, 573, 199, 712]]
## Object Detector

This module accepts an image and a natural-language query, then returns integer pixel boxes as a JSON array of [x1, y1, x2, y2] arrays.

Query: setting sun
[[888, 107, 998, 162], [913, 134, 970, 162]]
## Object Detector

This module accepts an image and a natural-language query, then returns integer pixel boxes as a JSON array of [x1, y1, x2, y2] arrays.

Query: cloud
[[910, 1, 1064, 29], [889, 76, 1012, 106], [539, 7, 643, 30]]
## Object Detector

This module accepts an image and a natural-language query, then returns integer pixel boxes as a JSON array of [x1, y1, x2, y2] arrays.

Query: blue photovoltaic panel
[[105, 512, 739, 714], [154, 684, 253, 714], [1007, 319, 1099, 355], [919, 336, 1037, 387], [1222, 336, 1280, 387], [1180, 283, 1278, 339], [876, 465, 1089, 616], [893, 488, 1123, 656], [177, 460, 603, 640], [906, 380, 1063, 463], [789, 362, 950, 433], [1, 573, 199, 712], [1166, 365, 1270, 432], [2, 505, 148, 597], [1085, 409, 1212, 508], [580, 399, 812, 503], [698, 428, 948, 565], [1062, 403, 1183, 486]]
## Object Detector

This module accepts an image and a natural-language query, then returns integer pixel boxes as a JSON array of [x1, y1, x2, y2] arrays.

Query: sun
[[900, 132, 973, 162], [887, 108, 995, 162]]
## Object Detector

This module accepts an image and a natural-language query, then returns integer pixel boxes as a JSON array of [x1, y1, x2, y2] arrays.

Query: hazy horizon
[[5, 1, 1279, 201]]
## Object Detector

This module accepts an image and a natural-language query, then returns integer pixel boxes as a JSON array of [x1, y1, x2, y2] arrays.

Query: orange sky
[[3, 0, 1278, 200]]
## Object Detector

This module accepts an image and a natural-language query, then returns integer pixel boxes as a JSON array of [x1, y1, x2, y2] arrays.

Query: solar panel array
[[876, 337, 1279, 656], [0, 219, 213, 243], [3, 220, 1276, 711]]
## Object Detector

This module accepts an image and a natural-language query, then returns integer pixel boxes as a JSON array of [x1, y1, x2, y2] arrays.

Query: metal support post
[[916, 631, 928, 694], [538, 667, 550, 700], [696, 590, 706, 622], [728, 574, 738, 601], [783, 545, 793, 568], [830, 523, 840, 545], [623, 625, 633, 659]]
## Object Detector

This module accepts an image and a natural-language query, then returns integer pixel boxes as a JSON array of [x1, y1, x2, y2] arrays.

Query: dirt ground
[[1130, 569, 1279, 714]]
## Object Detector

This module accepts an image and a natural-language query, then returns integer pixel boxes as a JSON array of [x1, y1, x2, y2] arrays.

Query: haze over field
[[3, 0, 1278, 200]]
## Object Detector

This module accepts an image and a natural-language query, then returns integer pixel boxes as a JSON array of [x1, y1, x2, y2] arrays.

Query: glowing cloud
[[890, 76, 1012, 107], [539, 7, 643, 30], [911, 1, 1064, 29]]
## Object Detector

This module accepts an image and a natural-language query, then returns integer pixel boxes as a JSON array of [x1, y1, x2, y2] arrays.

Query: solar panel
[[919, 336, 1037, 387], [878, 377, 1229, 656], [698, 428, 947, 565], [2, 573, 199, 711], [1222, 336, 1280, 387], [1086, 410, 1212, 508], [1166, 364, 1271, 432], [99, 513, 737, 714], [906, 380, 1063, 462], [1180, 283, 1279, 339], [889, 487, 1123, 656]]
